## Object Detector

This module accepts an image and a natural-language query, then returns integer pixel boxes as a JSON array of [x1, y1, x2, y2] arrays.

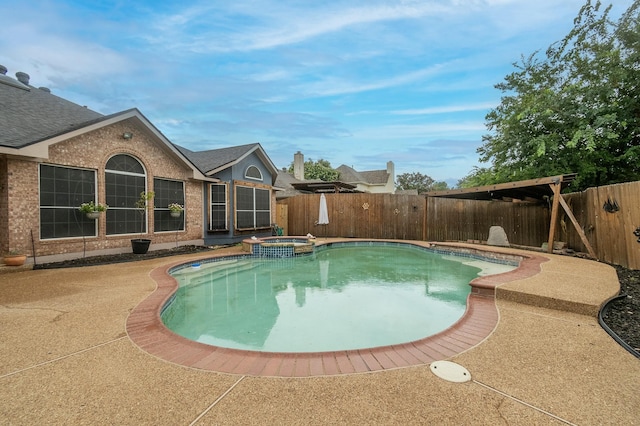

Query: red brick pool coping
[[126, 242, 547, 377]]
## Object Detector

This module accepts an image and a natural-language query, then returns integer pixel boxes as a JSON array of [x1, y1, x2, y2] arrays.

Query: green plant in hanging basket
[[168, 203, 184, 213], [78, 201, 108, 214]]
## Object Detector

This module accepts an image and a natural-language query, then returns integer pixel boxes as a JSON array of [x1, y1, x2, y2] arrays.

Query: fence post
[[547, 182, 561, 253]]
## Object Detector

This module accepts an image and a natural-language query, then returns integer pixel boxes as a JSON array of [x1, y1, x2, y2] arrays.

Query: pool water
[[162, 244, 516, 353]]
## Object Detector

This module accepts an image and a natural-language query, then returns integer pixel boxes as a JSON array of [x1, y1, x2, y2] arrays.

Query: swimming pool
[[162, 242, 517, 353]]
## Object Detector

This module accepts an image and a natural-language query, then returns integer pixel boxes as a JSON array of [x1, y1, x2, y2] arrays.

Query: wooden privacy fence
[[560, 180, 640, 269], [278, 179, 640, 269], [424, 197, 549, 247], [278, 193, 550, 247], [278, 193, 426, 240]]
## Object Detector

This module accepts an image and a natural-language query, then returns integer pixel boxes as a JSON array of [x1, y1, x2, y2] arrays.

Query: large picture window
[[235, 185, 271, 230], [39, 164, 97, 239], [209, 183, 228, 230], [105, 154, 147, 235], [154, 178, 185, 232]]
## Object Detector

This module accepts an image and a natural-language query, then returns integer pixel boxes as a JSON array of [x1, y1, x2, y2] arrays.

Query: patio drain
[[430, 361, 471, 383]]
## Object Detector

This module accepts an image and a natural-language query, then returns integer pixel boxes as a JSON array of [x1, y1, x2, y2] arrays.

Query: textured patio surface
[[1, 241, 638, 425]]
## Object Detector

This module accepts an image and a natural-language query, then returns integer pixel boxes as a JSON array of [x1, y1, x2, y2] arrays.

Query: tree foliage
[[463, 0, 640, 191], [288, 158, 339, 181], [396, 172, 449, 193], [430, 181, 450, 191], [456, 167, 497, 188]]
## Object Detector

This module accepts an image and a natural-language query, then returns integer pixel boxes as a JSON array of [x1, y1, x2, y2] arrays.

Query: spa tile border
[[126, 242, 547, 377]]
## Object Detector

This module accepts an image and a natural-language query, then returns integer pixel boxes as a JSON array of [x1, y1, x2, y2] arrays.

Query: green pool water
[[162, 244, 516, 353]]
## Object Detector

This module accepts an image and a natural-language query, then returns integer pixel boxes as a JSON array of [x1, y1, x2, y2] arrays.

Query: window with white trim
[[235, 185, 271, 230], [105, 154, 147, 235], [245, 165, 263, 181], [209, 183, 228, 230], [154, 178, 185, 232], [39, 164, 97, 239]]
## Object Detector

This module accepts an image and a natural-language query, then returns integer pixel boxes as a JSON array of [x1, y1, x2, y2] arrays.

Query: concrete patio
[[1, 242, 638, 425]]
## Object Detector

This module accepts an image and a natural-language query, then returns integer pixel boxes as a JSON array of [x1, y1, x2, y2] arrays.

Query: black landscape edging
[[599, 293, 640, 359]]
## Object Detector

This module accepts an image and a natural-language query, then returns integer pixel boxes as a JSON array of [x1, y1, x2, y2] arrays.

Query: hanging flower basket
[[168, 203, 184, 218], [79, 201, 108, 219]]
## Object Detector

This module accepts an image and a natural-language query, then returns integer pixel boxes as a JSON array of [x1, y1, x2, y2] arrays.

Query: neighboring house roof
[[274, 170, 305, 198], [359, 170, 391, 185], [276, 162, 392, 198], [274, 170, 360, 199], [176, 143, 279, 184], [337, 164, 390, 186], [335, 165, 362, 183]]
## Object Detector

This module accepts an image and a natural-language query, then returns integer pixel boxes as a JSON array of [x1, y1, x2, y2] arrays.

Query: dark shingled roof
[[274, 170, 305, 199], [336, 165, 362, 183], [359, 170, 390, 185], [175, 143, 261, 175], [1, 68, 275, 184], [337, 164, 389, 185], [0, 71, 103, 148]]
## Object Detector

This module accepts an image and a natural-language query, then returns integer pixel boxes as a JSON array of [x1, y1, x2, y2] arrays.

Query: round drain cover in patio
[[430, 361, 471, 383]]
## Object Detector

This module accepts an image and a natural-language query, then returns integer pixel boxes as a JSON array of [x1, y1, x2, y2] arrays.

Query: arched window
[[245, 165, 263, 181], [105, 154, 147, 235]]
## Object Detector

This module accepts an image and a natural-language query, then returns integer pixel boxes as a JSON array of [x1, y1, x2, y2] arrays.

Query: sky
[[0, 0, 633, 186]]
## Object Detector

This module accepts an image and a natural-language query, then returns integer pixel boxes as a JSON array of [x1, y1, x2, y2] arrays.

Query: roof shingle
[[0, 73, 103, 148], [175, 143, 260, 174]]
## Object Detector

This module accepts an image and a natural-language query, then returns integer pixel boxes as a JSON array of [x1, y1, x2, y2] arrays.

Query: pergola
[[426, 174, 596, 258], [291, 181, 360, 193]]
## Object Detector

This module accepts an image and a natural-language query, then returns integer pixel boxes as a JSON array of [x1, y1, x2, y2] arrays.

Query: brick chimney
[[387, 161, 395, 179], [294, 151, 304, 180]]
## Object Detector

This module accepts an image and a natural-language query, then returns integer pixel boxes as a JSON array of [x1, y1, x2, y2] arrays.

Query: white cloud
[[236, 3, 449, 51], [297, 63, 448, 98], [353, 122, 487, 140], [0, 8, 131, 89], [147, 1, 452, 53], [392, 102, 497, 115]]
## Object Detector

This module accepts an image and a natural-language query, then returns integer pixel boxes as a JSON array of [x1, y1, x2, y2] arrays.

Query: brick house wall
[[0, 156, 10, 255], [4, 119, 205, 260]]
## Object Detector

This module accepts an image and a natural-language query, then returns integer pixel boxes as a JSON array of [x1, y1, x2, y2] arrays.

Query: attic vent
[[16, 71, 30, 85], [39, 87, 51, 93], [0, 66, 30, 91]]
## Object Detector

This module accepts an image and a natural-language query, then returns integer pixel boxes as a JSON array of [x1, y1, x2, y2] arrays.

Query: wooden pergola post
[[547, 182, 561, 254], [423, 196, 428, 241], [547, 182, 597, 259], [425, 173, 597, 258], [557, 193, 597, 259]]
